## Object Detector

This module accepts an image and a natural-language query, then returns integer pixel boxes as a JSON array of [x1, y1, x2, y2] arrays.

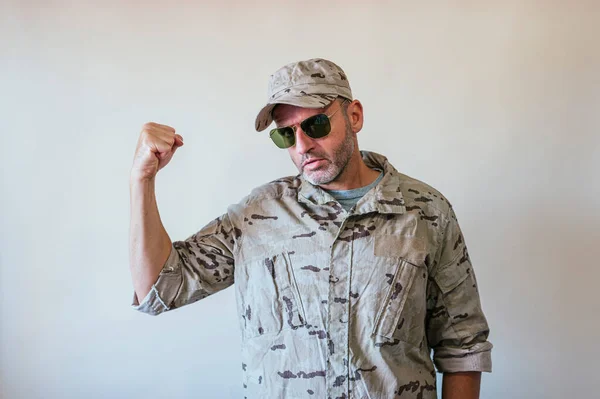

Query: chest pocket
[[371, 235, 428, 348], [240, 249, 306, 340]]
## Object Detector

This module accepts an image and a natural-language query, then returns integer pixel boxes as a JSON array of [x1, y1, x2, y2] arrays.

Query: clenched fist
[[131, 122, 184, 181]]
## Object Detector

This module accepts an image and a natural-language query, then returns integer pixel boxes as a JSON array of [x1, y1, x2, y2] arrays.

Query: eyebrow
[[273, 113, 305, 128], [273, 103, 335, 127]]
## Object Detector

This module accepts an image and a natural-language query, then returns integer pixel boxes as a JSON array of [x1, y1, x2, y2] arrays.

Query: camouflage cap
[[254, 58, 353, 132]]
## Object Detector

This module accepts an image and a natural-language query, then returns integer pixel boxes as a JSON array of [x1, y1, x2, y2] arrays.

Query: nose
[[293, 126, 315, 155]]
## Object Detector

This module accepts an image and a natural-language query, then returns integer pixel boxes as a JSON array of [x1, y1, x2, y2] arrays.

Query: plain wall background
[[1, 1, 599, 398]]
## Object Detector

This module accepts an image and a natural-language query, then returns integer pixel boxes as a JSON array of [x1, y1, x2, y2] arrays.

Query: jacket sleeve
[[131, 213, 240, 316], [426, 205, 493, 373]]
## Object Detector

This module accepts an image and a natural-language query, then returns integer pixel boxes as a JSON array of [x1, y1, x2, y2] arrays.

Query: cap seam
[[270, 82, 351, 100]]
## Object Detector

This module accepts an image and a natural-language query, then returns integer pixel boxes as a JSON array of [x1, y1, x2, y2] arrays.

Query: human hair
[[338, 96, 351, 110], [336, 97, 352, 128]]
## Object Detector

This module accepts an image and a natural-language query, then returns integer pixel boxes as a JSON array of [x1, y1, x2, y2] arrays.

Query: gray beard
[[302, 129, 356, 186]]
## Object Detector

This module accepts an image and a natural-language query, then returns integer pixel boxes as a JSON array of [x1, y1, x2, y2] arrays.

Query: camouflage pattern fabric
[[255, 58, 353, 132], [132, 150, 493, 399]]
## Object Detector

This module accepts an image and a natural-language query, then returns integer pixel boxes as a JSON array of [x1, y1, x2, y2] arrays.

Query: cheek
[[321, 134, 344, 155], [287, 149, 301, 165]]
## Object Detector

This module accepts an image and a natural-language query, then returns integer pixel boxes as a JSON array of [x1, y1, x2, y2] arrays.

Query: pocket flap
[[374, 235, 427, 267], [433, 263, 469, 294]]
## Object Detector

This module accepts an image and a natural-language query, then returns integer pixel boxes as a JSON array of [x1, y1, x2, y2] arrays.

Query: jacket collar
[[298, 150, 406, 215]]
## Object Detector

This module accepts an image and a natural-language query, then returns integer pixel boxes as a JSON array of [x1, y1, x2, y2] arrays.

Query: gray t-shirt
[[325, 169, 384, 211]]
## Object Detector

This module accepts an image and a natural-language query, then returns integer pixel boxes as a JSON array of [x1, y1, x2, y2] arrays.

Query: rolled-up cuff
[[433, 341, 493, 373], [130, 245, 183, 316]]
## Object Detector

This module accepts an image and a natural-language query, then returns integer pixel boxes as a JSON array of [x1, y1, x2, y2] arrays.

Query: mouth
[[302, 158, 325, 168]]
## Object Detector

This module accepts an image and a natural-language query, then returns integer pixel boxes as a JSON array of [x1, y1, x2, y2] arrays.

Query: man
[[129, 58, 493, 399]]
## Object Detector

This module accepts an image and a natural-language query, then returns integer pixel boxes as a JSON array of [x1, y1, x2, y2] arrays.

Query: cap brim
[[254, 92, 338, 132]]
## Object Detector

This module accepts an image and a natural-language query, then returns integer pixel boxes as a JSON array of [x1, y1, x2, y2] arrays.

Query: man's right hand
[[131, 122, 184, 181]]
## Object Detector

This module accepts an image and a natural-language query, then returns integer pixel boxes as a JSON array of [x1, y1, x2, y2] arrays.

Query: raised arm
[[129, 122, 184, 303]]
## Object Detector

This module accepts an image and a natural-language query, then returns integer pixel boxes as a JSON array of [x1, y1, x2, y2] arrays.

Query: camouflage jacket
[[132, 151, 493, 399]]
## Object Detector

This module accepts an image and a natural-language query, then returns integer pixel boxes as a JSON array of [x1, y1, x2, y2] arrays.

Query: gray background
[[1, 1, 598, 398]]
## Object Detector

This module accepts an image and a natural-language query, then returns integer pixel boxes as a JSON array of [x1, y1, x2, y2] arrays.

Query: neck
[[318, 149, 380, 191]]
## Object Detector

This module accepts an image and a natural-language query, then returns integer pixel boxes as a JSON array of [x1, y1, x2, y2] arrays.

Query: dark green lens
[[270, 127, 295, 148], [301, 114, 331, 139]]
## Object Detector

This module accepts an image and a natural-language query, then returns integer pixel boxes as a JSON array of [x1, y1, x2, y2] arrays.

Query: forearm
[[442, 371, 481, 399], [129, 176, 173, 303]]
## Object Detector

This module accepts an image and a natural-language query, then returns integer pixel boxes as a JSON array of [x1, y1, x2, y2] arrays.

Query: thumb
[[174, 134, 184, 147]]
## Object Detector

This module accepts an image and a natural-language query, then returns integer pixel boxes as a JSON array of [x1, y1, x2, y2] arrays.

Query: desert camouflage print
[[132, 151, 493, 399], [255, 58, 353, 132]]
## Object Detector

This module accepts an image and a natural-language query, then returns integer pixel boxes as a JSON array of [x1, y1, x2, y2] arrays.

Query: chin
[[303, 170, 336, 186], [302, 171, 321, 185]]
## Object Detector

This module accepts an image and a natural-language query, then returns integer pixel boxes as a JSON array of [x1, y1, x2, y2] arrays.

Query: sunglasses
[[269, 99, 349, 149]]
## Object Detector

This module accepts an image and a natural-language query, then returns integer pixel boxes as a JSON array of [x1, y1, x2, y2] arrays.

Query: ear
[[346, 99, 364, 134]]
